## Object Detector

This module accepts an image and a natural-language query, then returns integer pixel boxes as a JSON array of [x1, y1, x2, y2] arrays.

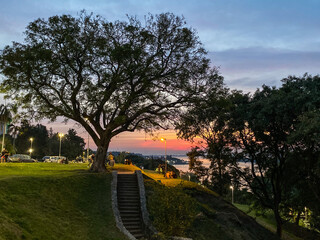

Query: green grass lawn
[[234, 204, 277, 228], [143, 178, 279, 240], [0, 163, 127, 240], [234, 204, 303, 240]]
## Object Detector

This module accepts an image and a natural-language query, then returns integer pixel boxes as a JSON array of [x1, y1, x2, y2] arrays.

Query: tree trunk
[[90, 145, 108, 173], [218, 158, 223, 196], [274, 208, 283, 238], [295, 211, 301, 226]]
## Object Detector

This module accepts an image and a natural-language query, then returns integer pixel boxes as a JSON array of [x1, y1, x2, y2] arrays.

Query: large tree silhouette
[[0, 12, 221, 172]]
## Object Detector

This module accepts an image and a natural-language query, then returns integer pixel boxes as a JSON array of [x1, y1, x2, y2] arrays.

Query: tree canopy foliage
[[177, 88, 234, 195], [11, 121, 85, 160], [0, 12, 222, 172], [177, 74, 320, 237]]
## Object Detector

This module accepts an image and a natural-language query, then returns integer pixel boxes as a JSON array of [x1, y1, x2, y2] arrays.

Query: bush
[[146, 182, 197, 236]]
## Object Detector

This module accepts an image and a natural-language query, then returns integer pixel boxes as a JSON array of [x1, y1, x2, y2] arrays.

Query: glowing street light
[[58, 133, 64, 157], [230, 185, 234, 204], [29, 137, 34, 157], [160, 137, 167, 178]]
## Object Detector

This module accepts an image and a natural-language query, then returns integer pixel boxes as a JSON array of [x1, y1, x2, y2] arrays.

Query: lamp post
[[1, 122, 6, 151], [87, 132, 89, 162], [230, 185, 234, 204], [29, 137, 33, 157], [160, 138, 167, 178], [84, 118, 90, 162], [58, 133, 64, 157]]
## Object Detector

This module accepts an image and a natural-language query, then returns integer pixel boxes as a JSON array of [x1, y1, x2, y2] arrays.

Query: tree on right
[[177, 74, 320, 238]]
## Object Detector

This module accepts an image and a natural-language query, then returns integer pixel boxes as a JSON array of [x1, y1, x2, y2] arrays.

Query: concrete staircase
[[117, 173, 145, 239]]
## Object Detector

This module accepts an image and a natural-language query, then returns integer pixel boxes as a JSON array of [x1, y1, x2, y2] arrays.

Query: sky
[[0, 0, 319, 155]]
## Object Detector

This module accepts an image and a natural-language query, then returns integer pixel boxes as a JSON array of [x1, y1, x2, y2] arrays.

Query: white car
[[43, 156, 66, 163], [8, 154, 37, 163]]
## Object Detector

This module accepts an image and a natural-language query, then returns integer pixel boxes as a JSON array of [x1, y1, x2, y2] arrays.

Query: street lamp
[[29, 137, 34, 157], [29, 148, 33, 157], [160, 137, 167, 178], [87, 132, 89, 162], [58, 133, 64, 157], [230, 185, 234, 204]]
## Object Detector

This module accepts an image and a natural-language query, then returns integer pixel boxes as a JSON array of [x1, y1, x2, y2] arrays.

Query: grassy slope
[[113, 164, 279, 239], [235, 204, 320, 240], [0, 163, 127, 240], [104, 164, 320, 240], [138, 170, 279, 240]]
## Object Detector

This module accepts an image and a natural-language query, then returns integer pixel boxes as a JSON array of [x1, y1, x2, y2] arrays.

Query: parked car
[[41, 156, 50, 162], [43, 156, 66, 163], [8, 154, 37, 163]]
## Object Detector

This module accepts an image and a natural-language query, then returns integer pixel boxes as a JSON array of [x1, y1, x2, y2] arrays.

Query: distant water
[[172, 155, 210, 172], [172, 156, 251, 172]]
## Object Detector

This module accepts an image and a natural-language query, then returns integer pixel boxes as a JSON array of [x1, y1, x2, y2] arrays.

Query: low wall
[[135, 170, 158, 237]]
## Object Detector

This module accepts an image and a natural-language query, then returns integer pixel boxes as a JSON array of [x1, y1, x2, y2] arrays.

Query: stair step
[[119, 203, 140, 207], [119, 207, 140, 211], [120, 210, 140, 214], [122, 218, 141, 223], [118, 191, 139, 194], [118, 186, 138, 188], [129, 229, 143, 234], [118, 199, 140, 202], [118, 194, 139, 197], [118, 189, 138, 191], [120, 209, 140, 213], [118, 188, 138, 190], [118, 201, 140, 205], [118, 192, 139, 195], [125, 225, 142, 230], [118, 204, 140, 208], [120, 213, 141, 218], [118, 198, 140, 201], [118, 185, 138, 188], [118, 203, 140, 207], [133, 233, 145, 239], [118, 195, 139, 198], [124, 221, 142, 226], [118, 182, 137, 184], [118, 188, 139, 191]]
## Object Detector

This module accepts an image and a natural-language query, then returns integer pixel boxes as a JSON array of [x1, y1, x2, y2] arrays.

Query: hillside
[[0, 163, 302, 240], [143, 178, 280, 240], [111, 164, 280, 240], [0, 163, 126, 240]]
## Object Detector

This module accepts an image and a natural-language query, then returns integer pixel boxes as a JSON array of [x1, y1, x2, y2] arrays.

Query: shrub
[[147, 182, 197, 236]]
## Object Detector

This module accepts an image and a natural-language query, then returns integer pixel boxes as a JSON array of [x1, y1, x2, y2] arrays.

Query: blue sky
[[1, 0, 319, 92], [1, 0, 320, 154]]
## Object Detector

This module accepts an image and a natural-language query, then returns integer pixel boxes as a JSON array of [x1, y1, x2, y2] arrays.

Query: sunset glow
[[108, 130, 194, 155]]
